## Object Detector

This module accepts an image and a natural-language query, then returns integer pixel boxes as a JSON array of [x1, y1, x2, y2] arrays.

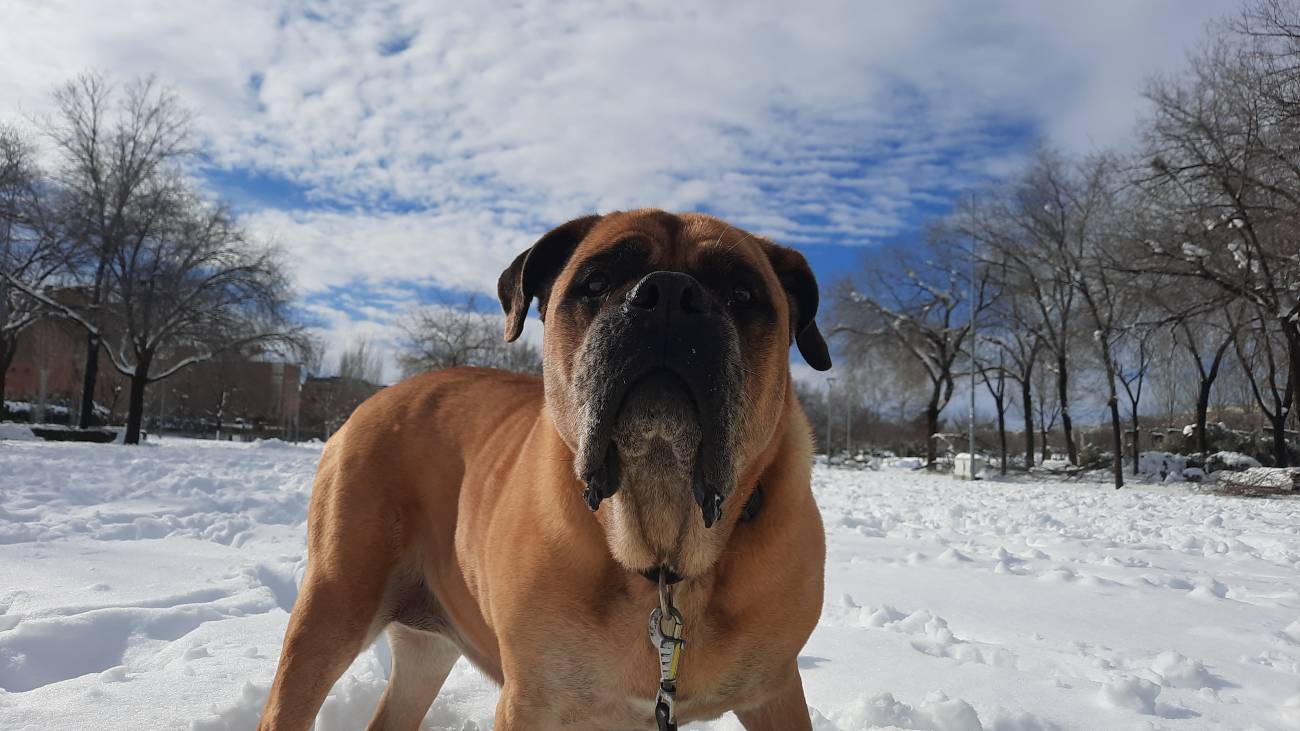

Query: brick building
[[4, 314, 302, 439]]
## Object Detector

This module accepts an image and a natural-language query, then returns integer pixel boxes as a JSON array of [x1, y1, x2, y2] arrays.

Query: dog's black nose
[[627, 271, 708, 318]]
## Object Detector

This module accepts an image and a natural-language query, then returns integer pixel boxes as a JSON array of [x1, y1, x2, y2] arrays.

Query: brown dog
[[258, 209, 832, 730]]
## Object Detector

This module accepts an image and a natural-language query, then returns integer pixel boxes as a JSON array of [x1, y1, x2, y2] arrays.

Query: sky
[[0, 0, 1232, 385]]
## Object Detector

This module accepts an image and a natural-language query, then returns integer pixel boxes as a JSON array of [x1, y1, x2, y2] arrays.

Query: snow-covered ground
[[1, 438, 1299, 730]]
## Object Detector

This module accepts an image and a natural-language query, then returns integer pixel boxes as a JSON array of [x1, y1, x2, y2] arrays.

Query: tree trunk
[[0, 338, 15, 403], [996, 401, 1007, 475], [1130, 412, 1140, 476], [124, 372, 149, 445], [1287, 324, 1300, 427], [1273, 414, 1289, 467], [925, 402, 940, 467], [1021, 379, 1034, 470], [77, 332, 101, 428], [1195, 382, 1212, 458], [1057, 353, 1077, 464], [1040, 428, 1050, 463], [0, 339, 14, 413], [124, 354, 152, 445], [1107, 396, 1124, 489]]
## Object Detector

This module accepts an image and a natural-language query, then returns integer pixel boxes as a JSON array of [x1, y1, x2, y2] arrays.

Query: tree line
[[831, 1, 1300, 487], [0, 73, 303, 444]]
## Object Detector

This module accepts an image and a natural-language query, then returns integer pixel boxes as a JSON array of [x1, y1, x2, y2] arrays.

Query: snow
[[889, 457, 926, 470], [1140, 451, 1187, 480], [1206, 452, 1263, 473], [1219, 467, 1300, 492], [0, 423, 37, 441], [2, 440, 1300, 730]]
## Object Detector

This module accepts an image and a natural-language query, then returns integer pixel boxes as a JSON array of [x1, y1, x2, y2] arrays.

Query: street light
[[825, 376, 837, 459], [966, 197, 979, 480], [845, 388, 852, 458]]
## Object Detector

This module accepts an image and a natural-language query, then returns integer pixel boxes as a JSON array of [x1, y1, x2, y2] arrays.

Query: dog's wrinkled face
[[498, 210, 829, 578]]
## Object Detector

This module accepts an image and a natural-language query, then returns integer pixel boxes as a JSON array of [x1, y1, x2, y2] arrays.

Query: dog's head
[[498, 210, 830, 577]]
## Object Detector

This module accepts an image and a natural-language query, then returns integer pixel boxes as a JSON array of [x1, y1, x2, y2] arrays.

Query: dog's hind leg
[[367, 624, 461, 730]]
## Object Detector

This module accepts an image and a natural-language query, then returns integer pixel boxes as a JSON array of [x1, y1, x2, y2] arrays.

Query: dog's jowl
[[259, 209, 832, 731]]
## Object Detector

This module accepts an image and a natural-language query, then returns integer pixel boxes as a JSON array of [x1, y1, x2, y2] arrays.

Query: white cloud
[[0, 0, 1231, 354], [246, 207, 528, 295]]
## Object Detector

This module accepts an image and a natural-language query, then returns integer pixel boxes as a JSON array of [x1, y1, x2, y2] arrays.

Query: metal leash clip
[[648, 572, 685, 731]]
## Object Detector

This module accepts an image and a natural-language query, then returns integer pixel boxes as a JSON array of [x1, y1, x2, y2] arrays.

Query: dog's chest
[[533, 614, 780, 728]]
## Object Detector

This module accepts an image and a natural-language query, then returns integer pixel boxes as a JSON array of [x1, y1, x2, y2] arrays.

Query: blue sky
[[1, 0, 1231, 383]]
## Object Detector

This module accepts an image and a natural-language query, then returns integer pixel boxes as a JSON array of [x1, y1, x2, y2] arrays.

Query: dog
[[258, 209, 832, 730]]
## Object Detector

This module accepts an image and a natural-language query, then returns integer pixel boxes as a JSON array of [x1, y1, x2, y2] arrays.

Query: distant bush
[[1076, 443, 1110, 470], [1160, 423, 1300, 468]]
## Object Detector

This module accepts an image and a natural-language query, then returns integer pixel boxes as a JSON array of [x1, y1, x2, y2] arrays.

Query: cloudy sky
[[1, 0, 1230, 381]]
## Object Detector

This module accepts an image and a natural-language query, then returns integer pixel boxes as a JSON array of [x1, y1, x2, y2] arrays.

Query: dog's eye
[[583, 272, 611, 297], [729, 284, 754, 306]]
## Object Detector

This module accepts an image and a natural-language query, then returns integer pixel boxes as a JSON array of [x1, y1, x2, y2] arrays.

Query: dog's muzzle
[[575, 270, 742, 528]]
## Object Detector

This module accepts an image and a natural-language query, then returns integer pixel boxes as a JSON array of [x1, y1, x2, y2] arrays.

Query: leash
[[642, 482, 763, 730], [648, 571, 685, 731]]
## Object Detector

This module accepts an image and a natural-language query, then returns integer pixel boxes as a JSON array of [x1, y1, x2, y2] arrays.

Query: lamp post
[[967, 207, 978, 480], [845, 389, 852, 458], [825, 376, 837, 459]]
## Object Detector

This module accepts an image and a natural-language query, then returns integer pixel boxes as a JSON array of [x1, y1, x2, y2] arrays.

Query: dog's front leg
[[733, 665, 814, 731], [493, 685, 558, 731]]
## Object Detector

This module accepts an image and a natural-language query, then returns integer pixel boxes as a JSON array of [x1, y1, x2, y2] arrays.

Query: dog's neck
[[537, 378, 802, 585]]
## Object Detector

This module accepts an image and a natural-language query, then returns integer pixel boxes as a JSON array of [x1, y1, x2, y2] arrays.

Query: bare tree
[[299, 333, 327, 378], [975, 344, 1010, 474], [1032, 355, 1063, 464], [1230, 305, 1294, 464], [1031, 153, 1139, 487], [1116, 324, 1156, 475], [1175, 313, 1236, 457], [396, 295, 541, 376], [338, 338, 385, 383], [1136, 26, 1300, 429], [23, 190, 301, 443], [833, 237, 991, 466], [41, 72, 194, 428], [975, 245, 1045, 471], [0, 124, 62, 402], [960, 154, 1086, 465]]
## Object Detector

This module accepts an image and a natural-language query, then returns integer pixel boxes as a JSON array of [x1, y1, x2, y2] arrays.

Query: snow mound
[[0, 421, 37, 440], [1097, 676, 1161, 714], [1282, 694, 1300, 727], [1139, 451, 1185, 480], [834, 692, 982, 731], [1220, 467, 1300, 491], [1282, 618, 1300, 643], [1039, 458, 1073, 472], [1149, 651, 1213, 689], [1205, 451, 1262, 473]]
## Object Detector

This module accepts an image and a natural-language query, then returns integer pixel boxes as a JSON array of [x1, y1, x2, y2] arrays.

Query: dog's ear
[[763, 241, 832, 371], [498, 215, 603, 342]]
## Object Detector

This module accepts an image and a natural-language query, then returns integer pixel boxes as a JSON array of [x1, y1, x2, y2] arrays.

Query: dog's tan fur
[[258, 210, 828, 730]]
